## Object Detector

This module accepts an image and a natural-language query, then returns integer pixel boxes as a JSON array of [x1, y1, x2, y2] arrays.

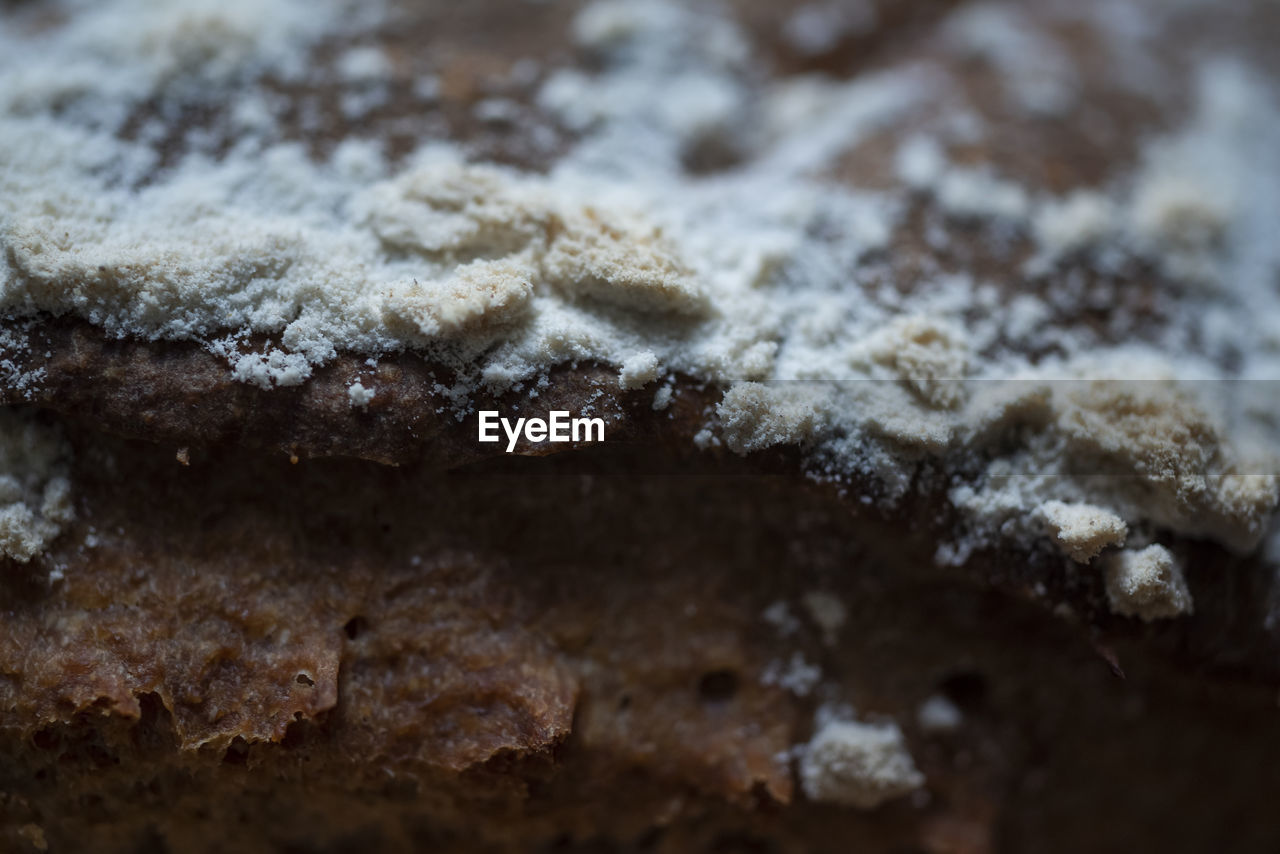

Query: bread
[[1, 1, 1279, 851]]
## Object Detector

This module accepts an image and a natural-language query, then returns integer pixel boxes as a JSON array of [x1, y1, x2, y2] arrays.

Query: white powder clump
[[762, 652, 823, 697], [1053, 379, 1277, 551], [1132, 172, 1229, 254], [381, 260, 535, 340], [1033, 191, 1116, 258], [895, 135, 946, 191], [717, 383, 823, 454], [542, 0, 747, 151], [945, 374, 1279, 564], [944, 2, 1078, 116], [619, 351, 660, 389], [1003, 294, 1050, 341], [1123, 61, 1280, 303], [0, 326, 46, 400], [0, 0, 352, 126], [1128, 64, 1255, 255], [2, 0, 913, 412], [360, 160, 547, 258], [859, 315, 970, 410], [348, 382, 375, 408], [763, 600, 801, 637], [936, 168, 1030, 223], [651, 385, 672, 411], [692, 428, 720, 450], [916, 694, 962, 734], [412, 74, 442, 102], [800, 718, 925, 808], [336, 46, 392, 84], [362, 157, 707, 319], [0, 131, 703, 390], [541, 216, 706, 314], [228, 348, 313, 390], [1104, 544, 1193, 620], [782, 2, 877, 56], [1038, 500, 1128, 563], [802, 590, 847, 647], [0, 411, 73, 563]]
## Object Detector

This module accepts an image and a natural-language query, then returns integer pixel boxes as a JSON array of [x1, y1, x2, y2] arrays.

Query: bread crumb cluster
[[800, 718, 925, 809]]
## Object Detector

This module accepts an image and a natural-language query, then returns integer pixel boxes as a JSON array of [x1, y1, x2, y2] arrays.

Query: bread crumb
[[619, 351, 660, 389], [692, 427, 720, 450], [1124, 62, 1271, 289], [651, 385, 673, 411], [762, 600, 801, 636], [937, 168, 1030, 222], [1104, 544, 1193, 621], [800, 718, 925, 808], [1131, 173, 1229, 252], [348, 381, 375, 408], [802, 591, 846, 646], [895, 135, 945, 190], [948, 374, 1279, 563], [1033, 191, 1115, 258], [783, 3, 876, 56], [542, 215, 707, 315], [175, 447, 190, 466], [1058, 380, 1277, 551], [229, 349, 312, 390], [917, 695, 962, 734], [336, 45, 391, 84], [944, 3, 1077, 116], [17, 823, 47, 852], [717, 383, 821, 453], [862, 315, 969, 409], [384, 260, 535, 341], [762, 652, 822, 697], [413, 74, 441, 101], [1039, 500, 1128, 563]]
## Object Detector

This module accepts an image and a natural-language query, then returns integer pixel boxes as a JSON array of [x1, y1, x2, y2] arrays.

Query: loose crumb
[[348, 381, 375, 409], [619, 351, 660, 389], [1039, 500, 1128, 563], [1104, 544, 1194, 621], [800, 718, 925, 808], [916, 694, 963, 734], [762, 652, 822, 697], [802, 591, 847, 646]]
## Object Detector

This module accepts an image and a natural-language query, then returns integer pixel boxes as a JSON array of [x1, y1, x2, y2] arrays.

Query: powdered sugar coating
[[0, 0, 1277, 577]]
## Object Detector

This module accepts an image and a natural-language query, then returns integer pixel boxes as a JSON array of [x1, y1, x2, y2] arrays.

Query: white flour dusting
[[0, 0, 1277, 581]]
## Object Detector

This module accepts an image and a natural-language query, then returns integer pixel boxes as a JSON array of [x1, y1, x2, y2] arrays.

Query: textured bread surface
[[3, 0, 1280, 852]]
